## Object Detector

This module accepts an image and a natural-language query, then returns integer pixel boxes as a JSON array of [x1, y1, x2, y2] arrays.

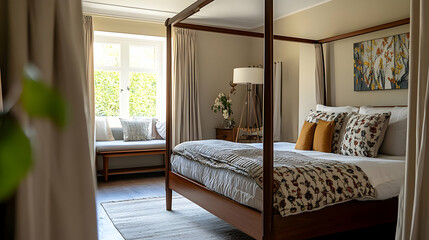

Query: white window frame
[[94, 31, 166, 121]]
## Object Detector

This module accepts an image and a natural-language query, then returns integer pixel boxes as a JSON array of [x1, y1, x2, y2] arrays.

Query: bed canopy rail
[[166, 0, 214, 26], [318, 18, 410, 43], [171, 18, 410, 45], [174, 22, 319, 44]]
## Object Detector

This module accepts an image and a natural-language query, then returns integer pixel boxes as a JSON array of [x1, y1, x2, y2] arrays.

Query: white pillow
[[359, 106, 408, 156], [95, 117, 114, 141], [316, 104, 359, 113], [156, 121, 166, 140]]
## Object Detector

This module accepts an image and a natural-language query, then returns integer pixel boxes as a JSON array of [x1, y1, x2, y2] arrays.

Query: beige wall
[[298, 25, 409, 131], [196, 31, 251, 139], [298, 44, 316, 131], [271, 0, 410, 39], [250, 39, 300, 142], [326, 25, 409, 107], [253, 0, 410, 140], [92, 16, 165, 37]]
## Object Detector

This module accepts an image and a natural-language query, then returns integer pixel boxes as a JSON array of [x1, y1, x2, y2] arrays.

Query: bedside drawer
[[216, 133, 233, 141], [216, 128, 237, 142]]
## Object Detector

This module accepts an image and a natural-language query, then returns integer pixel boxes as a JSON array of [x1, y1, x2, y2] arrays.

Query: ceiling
[[82, 0, 331, 29]]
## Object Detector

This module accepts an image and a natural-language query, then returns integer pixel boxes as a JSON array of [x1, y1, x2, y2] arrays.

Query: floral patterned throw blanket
[[173, 140, 375, 217]]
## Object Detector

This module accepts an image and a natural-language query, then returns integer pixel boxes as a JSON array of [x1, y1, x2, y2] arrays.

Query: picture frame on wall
[[353, 33, 409, 91]]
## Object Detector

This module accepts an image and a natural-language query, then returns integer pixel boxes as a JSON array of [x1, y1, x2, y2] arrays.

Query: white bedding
[[171, 142, 405, 211]]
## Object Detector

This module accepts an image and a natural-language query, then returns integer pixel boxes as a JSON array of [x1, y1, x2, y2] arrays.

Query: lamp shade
[[233, 67, 263, 85]]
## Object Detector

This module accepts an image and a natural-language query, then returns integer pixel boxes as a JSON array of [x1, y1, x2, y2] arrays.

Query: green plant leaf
[[21, 65, 68, 128], [0, 114, 32, 200]]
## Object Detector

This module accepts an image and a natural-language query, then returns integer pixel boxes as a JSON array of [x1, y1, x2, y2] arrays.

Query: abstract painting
[[354, 33, 409, 91]]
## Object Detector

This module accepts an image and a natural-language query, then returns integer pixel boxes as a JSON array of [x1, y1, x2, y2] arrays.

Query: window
[[94, 31, 165, 124]]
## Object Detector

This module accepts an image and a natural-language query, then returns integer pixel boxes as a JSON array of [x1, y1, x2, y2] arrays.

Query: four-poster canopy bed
[[164, 1, 409, 239]]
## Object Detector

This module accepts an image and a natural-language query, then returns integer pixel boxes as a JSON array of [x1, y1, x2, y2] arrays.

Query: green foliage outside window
[[129, 72, 157, 117], [94, 71, 157, 117], [95, 71, 120, 116]]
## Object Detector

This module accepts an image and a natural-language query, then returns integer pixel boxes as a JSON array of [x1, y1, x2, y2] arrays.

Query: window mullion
[[120, 42, 130, 117]]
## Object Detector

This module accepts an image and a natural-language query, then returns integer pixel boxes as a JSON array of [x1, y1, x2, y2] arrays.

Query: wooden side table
[[216, 128, 238, 142]]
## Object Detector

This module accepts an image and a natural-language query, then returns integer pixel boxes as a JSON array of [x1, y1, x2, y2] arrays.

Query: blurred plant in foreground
[[0, 64, 68, 200]]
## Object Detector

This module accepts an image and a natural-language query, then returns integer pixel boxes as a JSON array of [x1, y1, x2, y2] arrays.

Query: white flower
[[227, 99, 232, 103], [222, 109, 229, 119], [218, 92, 225, 98]]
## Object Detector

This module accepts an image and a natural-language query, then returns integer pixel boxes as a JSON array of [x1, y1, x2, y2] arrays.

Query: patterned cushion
[[119, 118, 151, 141], [340, 113, 391, 158], [306, 110, 348, 153]]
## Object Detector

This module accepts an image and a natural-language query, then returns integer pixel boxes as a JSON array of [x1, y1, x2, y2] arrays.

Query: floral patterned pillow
[[340, 113, 391, 158], [307, 110, 348, 153]]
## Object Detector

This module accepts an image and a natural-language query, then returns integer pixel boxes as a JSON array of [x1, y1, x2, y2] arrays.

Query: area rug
[[101, 196, 253, 240]]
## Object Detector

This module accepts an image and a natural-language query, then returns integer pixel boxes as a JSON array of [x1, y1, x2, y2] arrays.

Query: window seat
[[96, 140, 165, 152], [96, 125, 166, 182]]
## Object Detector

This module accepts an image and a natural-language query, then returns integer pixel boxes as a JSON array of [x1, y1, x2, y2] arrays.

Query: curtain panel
[[396, 0, 429, 239], [172, 28, 202, 146], [254, 62, 282, 141], [315, 44, 326, 105], [273, 62, 282, 141], [0, 0, 98, 239], [83, 15, 96, 170]]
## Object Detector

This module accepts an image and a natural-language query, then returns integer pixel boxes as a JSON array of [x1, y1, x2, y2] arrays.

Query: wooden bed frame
[[164, 1, 406, 239]]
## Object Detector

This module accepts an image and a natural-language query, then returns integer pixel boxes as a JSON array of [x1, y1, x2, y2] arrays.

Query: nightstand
[[216, 128, 238, 142]]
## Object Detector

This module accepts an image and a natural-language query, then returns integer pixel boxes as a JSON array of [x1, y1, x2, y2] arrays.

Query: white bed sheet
[[171, 142, 405, 211]]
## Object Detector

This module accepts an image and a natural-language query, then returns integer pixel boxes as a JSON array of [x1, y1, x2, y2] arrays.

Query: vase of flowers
[[211, 92, 235, 128]]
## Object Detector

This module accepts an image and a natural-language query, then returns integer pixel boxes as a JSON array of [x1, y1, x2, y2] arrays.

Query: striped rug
[[101, 196, 253, 240]]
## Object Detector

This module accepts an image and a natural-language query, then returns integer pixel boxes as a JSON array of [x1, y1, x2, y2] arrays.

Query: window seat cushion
[[96, 140, 166, 153]]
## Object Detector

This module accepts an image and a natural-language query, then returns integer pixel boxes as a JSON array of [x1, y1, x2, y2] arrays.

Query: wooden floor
[[96, 173, 396, 240]]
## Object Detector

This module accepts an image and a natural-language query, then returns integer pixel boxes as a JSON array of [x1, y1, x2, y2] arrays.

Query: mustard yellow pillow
[[295, 121, 317, 150], [313, 119, 335, 153]]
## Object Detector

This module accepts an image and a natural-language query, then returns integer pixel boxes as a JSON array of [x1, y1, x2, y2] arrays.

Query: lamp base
[[236, 127, 263, 143], [235, 83, 262, 143]]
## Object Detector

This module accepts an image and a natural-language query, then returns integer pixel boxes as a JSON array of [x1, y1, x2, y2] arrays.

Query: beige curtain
[[254, 63, 282, 141], [315, 44, 326, 105], [0, 0, 97, 239], [83, 15, 95, 167], [396, 0, 429, 239], [252, 65, 263, 129], [172, 28, 202, 146], [273, 62, 282, 141]]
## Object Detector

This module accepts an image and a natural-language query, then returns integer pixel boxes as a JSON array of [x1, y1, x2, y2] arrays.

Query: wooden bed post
[[263, 0, 274, 239], [165, 20, 173, 211], [164, 0, 214, 213]]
